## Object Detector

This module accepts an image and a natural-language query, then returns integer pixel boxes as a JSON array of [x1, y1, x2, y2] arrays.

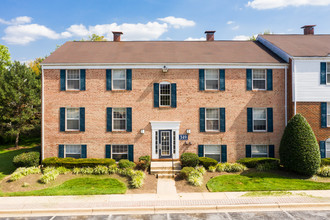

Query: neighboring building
[[41, 31, 287, 162], [257, 25, 330, 159]]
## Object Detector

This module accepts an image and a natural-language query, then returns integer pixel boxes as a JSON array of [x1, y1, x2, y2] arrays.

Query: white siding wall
[[294, 59, 330, 102]]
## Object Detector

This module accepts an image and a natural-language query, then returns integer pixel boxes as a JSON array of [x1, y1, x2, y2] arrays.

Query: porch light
[[186, 129, 191, 134], [140, 129, 145, 134], [162, 65, 168, 73]]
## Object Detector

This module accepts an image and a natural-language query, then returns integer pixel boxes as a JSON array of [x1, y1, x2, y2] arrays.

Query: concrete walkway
[[0, 190, 330, 217], [156, 177, 177, 195]]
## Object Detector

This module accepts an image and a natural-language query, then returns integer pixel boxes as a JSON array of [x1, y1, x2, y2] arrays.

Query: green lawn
[[0, 137, 40, 180], [2, 177, 127, 196], [207, 172, 330, 192]]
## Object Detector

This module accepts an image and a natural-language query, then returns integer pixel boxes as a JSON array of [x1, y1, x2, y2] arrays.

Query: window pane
[[113, 108, 126, 119], [206, 120, 219, 130], [66, 145, 81, 154], [253, 120, 266, 131], [67, 70, 79, 79], [112, 145, 128, 154], [252, 145, 267, 154], [205, 69, 218, 79], [327, 103, 330, 114], [112, 154, 128, 161], [67, 108, 80, 119], [206, 80, 218, 90], [114, 119, 125, 130], [327, 141, 330, 158], [327, 63, 330, 73], [160, 83, 170, 95], [253, 109, 266, 120], [327, 74, 330, 84], [206, 109, 219, 119], [66, 154, 81, 159], [113, 80, 126, 90], [205, 145, 221, 154], [253, 69, 266, 79], [160, 95, 170, 106], [113, 70, 125, 79], [205, 154, 220, 162], [253, 80, 266, 90], [67, 80, 80, 90], [67, 120, 79, 130]]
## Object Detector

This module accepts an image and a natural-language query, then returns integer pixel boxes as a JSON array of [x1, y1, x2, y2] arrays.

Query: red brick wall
[[43, 68, 286, 162]]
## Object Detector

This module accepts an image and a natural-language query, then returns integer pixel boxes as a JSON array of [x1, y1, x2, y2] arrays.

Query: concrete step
[[150, 169, 181, 175], [157, 173, 175, 179], [150, 161, 181, 169], [150, 165, 181, 171]]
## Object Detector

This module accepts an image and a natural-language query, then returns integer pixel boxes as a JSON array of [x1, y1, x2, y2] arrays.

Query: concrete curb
[[1, 202, 330, 217]]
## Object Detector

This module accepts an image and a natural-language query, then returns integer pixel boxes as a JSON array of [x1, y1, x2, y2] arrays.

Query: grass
[[207, 171, 330, 192], [2, 177, 127, 196], [0, 137, 40, 180]]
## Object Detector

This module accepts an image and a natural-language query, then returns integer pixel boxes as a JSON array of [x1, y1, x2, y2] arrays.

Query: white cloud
[[232, 25, 240, 30], [227, 21, 234, 25], [247, 0, 330, 10], [232, 35, 250, 41], [184, 37, 206, 41], [0, 16, 32, 25], [157, 16, 195, 29]]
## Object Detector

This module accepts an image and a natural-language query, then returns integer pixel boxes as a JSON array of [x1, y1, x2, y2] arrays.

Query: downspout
[[285, 66, 288, 125], [293, 59, 297, 115], [41, 66, 45, 161]]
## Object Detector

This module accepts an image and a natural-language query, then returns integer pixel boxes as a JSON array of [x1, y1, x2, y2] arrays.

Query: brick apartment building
[[41, 31, 289, 162]]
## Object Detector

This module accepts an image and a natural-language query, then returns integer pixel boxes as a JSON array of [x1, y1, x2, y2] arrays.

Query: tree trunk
[[15, 132, 20, 148]]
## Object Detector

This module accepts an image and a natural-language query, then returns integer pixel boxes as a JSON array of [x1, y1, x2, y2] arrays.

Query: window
[[66, 108, 80, 131], [204, 145, 221, 162], [252, 69, 266, 90], [327, 63, 330, 85], [65, 145, 81, 158], [253, 108, 267, 131], [66, 70, 80, 90], [205, 69, 219, 90], [173, 131, 176, 154], [328, 103, 330, 127], [112, 145, 128, 161], [113, 108, 126, 131], [206, 108, 219, 131], [112, 69, 126, 90], [251, 145, 268, 158], [160, 82, 171, 106], [155, 131, 158, 154], [326, 140, 330, 158]]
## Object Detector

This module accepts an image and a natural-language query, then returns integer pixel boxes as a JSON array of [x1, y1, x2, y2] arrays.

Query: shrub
[[80, 167, 94, 175], [256, 162, 279, 171], [180, 153, 199, 167], [72, 167, 81, 175], [198, 157, 218, 169], [42, 157, 116, 168], [321, 158, 330, 166], [40, 169, 59, 184], [216, 163, 225, 172], [180, 167, 194, 179], [130, 175, 144, 188], [118, 159, 136, 169], [136, 156, 151, 171], [216, 163, 247, 173], [13, 152, 40, 168], [196, 166, 206, 175], [188, 175, 203, 186], [317, 166, 330, 177], [56, 166, 71, 174], [93, 165, 108, 175], [189, 169, 203, 178], [236, 158, 280, 168], [10, 172, 24, 181], [22, 182, 30, 187], [208, 166, 216, 172], [10, 167, 41, 181], [279, 114, 321, 176], [108, 164, 118, 174]]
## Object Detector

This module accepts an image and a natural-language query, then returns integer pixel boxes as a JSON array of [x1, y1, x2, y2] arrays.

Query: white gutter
[[285, 66, 288, 125], [293, 59, 297, 115], [41, 66, 44, 161]]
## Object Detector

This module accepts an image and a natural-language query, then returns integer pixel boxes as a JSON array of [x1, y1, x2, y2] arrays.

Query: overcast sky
[[1, 0, 330, 62]]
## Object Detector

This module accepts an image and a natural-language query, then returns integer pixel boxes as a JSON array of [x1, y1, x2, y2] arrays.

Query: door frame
[[159, 130, 172, 159]]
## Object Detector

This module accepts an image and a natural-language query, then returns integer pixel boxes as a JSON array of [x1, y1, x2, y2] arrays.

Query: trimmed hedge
[[236, 158, 280, 168], [42, 157, 116, 168], [279, 114, 320, 176], [13, 152, 40, 168], [199, 157, 218, 169], [118, 159, 136, 169], [321, 158, 330, 166], [180, 153, 199, 167]]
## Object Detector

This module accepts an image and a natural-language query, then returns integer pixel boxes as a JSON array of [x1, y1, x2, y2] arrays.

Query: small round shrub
[[188, 174, 203, 186], [216, 163, 225, 172], [40, 169, 59, 184], [118, 159, 136, 169], [208, 166, 216, 172], [130, 175, 144, 188], [108, 164, 118, 174], [93, 165, 108, 175], [80, 167, 94, 175], [198, 157, 218, 169], [136, 155, 151, 171], [179, 167, 194, 179], [56, 166, 71, 174], [280, 114, 321, 176], [317, 166, 330, 177], [72, 167, 81, 174], [180, 153, 199, 167], [196, 166, 206, 175], [13, 152, 40, 168]]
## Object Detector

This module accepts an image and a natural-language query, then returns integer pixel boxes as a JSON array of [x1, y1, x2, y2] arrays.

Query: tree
[[28, 57, 44, 75], [279, 114, 320, 176], [80, 34, 107, 42], [0, 44, 11, 71], [249, 30, 272, 41], [0, 61, 41, 147]]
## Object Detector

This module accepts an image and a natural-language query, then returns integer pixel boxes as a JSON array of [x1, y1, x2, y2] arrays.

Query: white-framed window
[[66, 70, 80, 90], [66, 108, 80, 131], [204, 145, 221, 162], [65, 145, 81, 159], [205, 69, 219, 90], [327, 102, 330, 127], [327, 63, 330, 85], [206, 108, 220, 131], [253, 108, 267, 132], [326, 139, 330, 158], [173, 131, 176, 154], [112, 145, 128, 161], [252, 69, 266, 90], [251, 145, 268, 158], [112, 69, 126, 90], [113, 108, 126, 131], [159, 82, 171, 106], [155, 131, 158, 154]]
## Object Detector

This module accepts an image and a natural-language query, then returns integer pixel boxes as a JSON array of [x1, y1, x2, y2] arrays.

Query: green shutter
[[199, 69, 205, 91], [267, 108, 273, 132], [106, 69, 112, 90], [246, 145, 252, 158], [60, 107, 65, 132], [80, 69, 86, 91], [58, 145, 64, 158], [60, 70, 66, 91], [81, 145, 87, 158], [198, 145, 204, 157], [106, 107, 112, 132], [321, 102, 327, 128], [269, 145, 275, 158], [220, 108, 225, 132], [320, 141, 326, 158], [246, 69, 252, 91], [106, 145, 111, 158], [80, 107, 85, 132], [321, 62, 326, 85], [128, 145, 134, 162], [154, 83, 159, 108], [219, 69, 225, 91], [267, 69, 273, 91], [200, 108, 205, 132], [126, 69, 132, 90], [171, 83, 177, 108], [247, 108, 253, 132], [126, 107, 132, 132], [221, 145, 227, 163]]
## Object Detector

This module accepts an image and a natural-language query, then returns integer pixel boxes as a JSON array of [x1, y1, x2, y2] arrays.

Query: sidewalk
[[0, 190, 330, 217]]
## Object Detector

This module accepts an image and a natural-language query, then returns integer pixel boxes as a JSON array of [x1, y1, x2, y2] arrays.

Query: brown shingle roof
[[260, 34, 330, 57], [42, 41, 284, 64]]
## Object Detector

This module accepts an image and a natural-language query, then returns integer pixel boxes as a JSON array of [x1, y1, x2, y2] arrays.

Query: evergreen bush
[[180, 153, 199, 167], [13, 152, 40, 168], [198, 157, 218, 169]]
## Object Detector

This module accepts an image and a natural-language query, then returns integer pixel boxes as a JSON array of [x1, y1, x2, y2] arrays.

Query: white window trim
[[252, 69, 266, 91], [66, 70, 80, 91], [112, 108, 126, 131], [112, 69, 126, 90], [326, 139, 330, 158], [65, 108, 80, 131], [326, 63, 330, 85], [252, 108, 267, 132], [327, 102, 330, 127], [203, 144, 221, 162], [64, 144, 82, 158], [205, 108, 220, 132], [159, 81, 171, 107], [205, 69, 219, 91], [251, 144, 269, 158], [111, 144, 128, 160]]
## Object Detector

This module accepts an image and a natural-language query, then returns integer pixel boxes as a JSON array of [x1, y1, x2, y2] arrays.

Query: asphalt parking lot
[[1, 210, 330, 220]]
